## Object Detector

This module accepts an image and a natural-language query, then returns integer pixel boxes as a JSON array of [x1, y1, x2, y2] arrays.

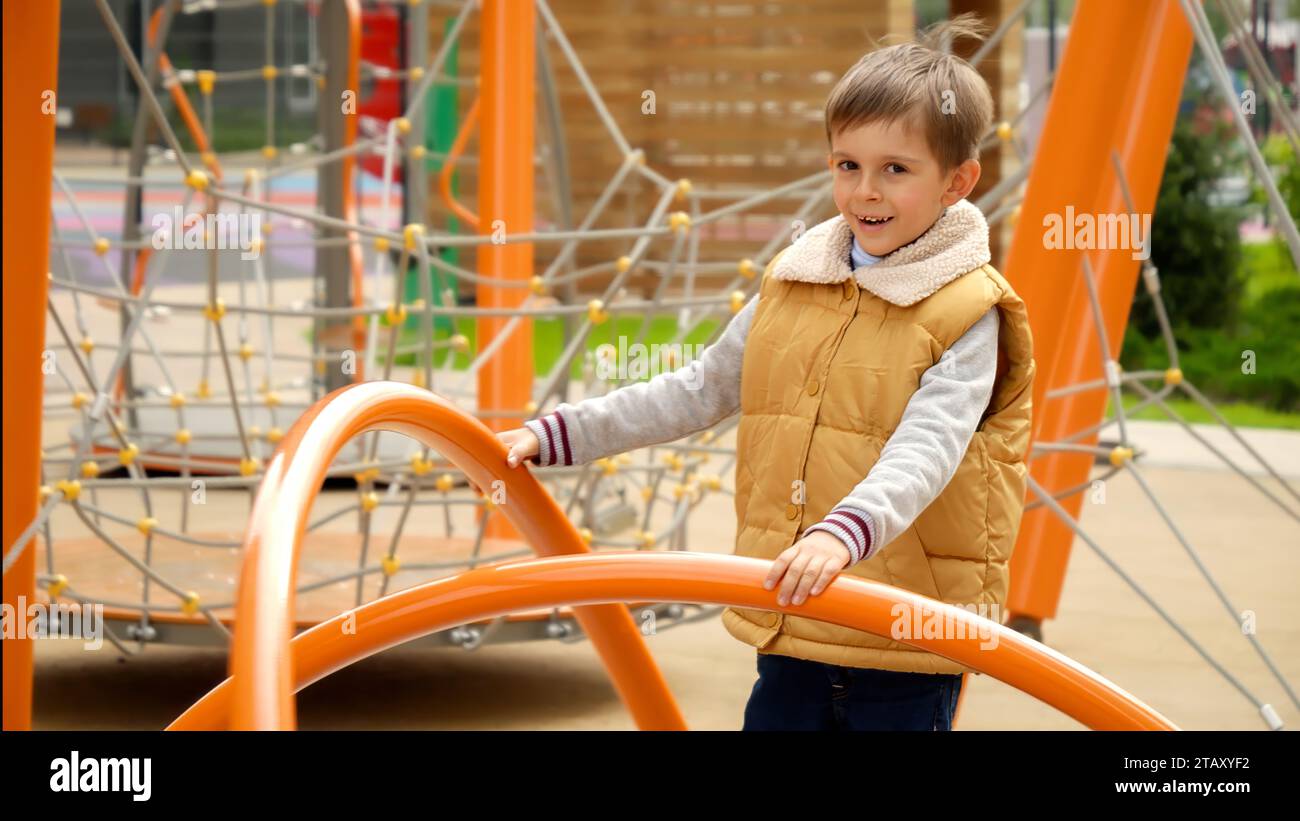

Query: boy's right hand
[[499, 427, 540, 468]]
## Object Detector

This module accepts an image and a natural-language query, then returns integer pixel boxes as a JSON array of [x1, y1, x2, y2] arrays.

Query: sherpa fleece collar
[[770, 198, 991, 306]]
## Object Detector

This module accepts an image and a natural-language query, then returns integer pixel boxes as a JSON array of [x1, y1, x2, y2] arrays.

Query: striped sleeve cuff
[[522, 410, 574, 467], [804, 506, 876, 564]]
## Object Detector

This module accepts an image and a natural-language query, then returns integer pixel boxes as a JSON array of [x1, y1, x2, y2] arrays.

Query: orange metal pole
[[1004, 1, 1194, 624], [172, 552, 1178, 731], [3, 0, 61, 731], [223, 381, 684, 730], [476, 0, 534, 542]]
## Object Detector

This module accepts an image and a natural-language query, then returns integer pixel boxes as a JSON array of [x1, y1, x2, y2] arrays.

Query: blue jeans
[[742, 652, 963, 731]]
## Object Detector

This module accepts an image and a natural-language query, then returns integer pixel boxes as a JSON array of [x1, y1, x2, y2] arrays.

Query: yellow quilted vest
[[720, 200, 1036, 674]]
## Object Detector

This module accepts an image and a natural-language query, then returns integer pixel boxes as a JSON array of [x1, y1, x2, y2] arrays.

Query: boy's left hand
[[763, 530, 852, 607]]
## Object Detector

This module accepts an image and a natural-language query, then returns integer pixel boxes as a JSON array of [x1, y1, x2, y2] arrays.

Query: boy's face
[[827, 116, 981, 257]]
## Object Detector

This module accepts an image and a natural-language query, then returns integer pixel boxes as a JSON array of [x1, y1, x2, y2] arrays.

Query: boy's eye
[[836, 160, 858, 171], [886, 163, 907, 174]]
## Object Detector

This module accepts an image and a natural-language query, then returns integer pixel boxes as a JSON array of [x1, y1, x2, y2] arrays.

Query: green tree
[[1128, 118, 1247, 340]]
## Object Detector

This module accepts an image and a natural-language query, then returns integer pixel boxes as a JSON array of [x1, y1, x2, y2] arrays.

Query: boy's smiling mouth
[[856, 214, 894, 231]]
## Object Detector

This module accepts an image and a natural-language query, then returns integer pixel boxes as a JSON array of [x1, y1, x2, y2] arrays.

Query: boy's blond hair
[[824, 13, 995, 172]]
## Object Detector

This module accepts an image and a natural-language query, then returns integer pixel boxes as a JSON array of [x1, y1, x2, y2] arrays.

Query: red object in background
[[358, 4, 403, 181]]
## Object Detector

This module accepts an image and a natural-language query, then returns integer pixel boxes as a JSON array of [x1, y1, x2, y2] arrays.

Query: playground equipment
[[166, 380, 1177, 731], [5, 0, 1298, 729]]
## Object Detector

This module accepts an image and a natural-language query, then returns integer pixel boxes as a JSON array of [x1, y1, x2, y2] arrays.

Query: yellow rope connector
[[203, 298, 226, 322], [381, 555, 401, 577], [675, 178, 692, 200], [410, 145, 426, 160], [196, 69, 216, 95], [409, 65, 425, 81], [1164, 367, 1183, 386], [730, 290, 746, 314], [661, 452, 685, 472], [638, 530, 656, 549], [482, 495, 496, 511], [702, 474, 722, 491], [175, 428, 192, 445], [262, 64, 278, 81], [196, 379, 212, 399], [616, 255, 632, 273], [354, 465, 380, 484], [266, 427, 283, 444], [79, 337, 95, 354], [669, 211, 691, 233], [1108, 446, 1134, 468], [239, 457, 261, 477], [360, 491, 379, 513], [180, 591, 201, 616], [672, 483, 689, 500], [529, 275, 547, 295], [640, 486, 654, 502], [403, 223, 425, 251], [395, 117, 411, 135], [118, 443, 139, 466], [996, 121, 1014, 141], [385, 303, 408, 325], [93, 237, 111, 256], [247, 425, 262, 439], [80, 460, 100, 479], [264, 391, 281, 408], [262, 145, 278, 160], [248, 237, 264, 255], [238, 342, 254, 361], [618, 453, 632, 465], [71, 392, 89, 410], [55, 480, 81, 503], [410, 370, 426, 388], [524, 399, 538, 415], [409, 454, 433, 476], [169, 392, 186, 408], [48, 575, 69, 598], [136, 516, 158, 536], [434, 471, 454, 490], [185, 169, 209, 191], [738, 258, 757, 279], [449, 334, 470, 354], [373, 235, 390, 253], [578, 527, 594, 545], [588, 299, 608, 324], [39, 484, 54, 503]]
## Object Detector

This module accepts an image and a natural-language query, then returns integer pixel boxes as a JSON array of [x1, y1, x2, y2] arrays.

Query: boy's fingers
[[810, 563, 840, 597], [777, 554, 811, 605], [763, 547, 795, 590], [791, 558, 825, 605]]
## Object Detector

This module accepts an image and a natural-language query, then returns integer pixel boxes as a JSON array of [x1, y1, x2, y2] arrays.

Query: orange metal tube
[[2, 0, 61, 732], [476, 0, 534, 543], [221, 381, 685, 730], [170, 552, 1178, 731], [1003, 1, 1194, 623], [439, 93, 482, 229], [147, 8, 222, 181]]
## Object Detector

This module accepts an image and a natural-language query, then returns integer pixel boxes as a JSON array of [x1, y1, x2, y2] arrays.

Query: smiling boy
[[500, 14, 1036, 731]]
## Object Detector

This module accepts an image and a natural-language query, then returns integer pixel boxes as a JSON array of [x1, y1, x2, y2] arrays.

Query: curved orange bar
[[220, 380, 686, 730], [438, 94, 481, 229], [148, 8, 221, 181], [170, 551, 1177, 731]]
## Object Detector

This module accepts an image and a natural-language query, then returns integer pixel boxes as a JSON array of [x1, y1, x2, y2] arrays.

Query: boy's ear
[[941, 158, 982, 206]]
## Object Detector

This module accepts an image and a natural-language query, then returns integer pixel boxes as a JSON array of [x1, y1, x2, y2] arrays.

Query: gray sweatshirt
[[525, 244, 999, 565]]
